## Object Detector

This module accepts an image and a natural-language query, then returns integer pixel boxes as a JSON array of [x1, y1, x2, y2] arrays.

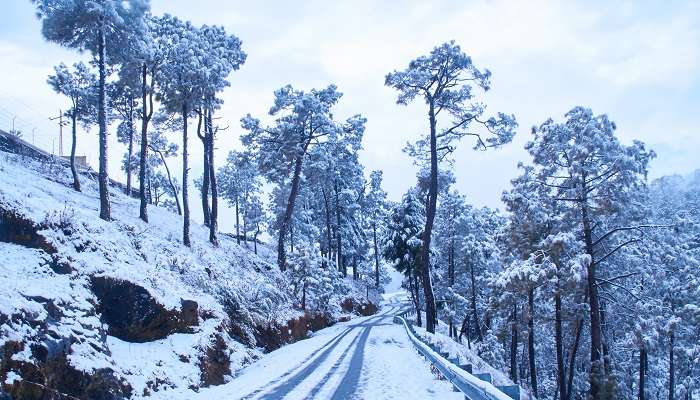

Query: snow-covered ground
[[157, 304, 464, 400], [0, 151, 374, 397]]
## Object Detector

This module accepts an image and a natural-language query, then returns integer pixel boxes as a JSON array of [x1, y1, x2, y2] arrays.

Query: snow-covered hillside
[[0, 151, 377, 399]]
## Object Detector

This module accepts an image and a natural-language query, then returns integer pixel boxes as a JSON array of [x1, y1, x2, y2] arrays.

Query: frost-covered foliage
[[383, 188, 426, 325], [217, 150, 263, 246], [287, 242, 350, 315]]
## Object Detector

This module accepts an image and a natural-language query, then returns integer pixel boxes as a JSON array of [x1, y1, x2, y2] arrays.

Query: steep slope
[[0, 150, 376, 399]]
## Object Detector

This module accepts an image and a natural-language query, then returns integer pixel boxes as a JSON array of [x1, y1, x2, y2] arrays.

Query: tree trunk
[[322, 188, 333, 263], [510, 303, 519, 383], [555, 278, 567, 400], [301, 281, 307, 310], [290, 223, 294, 253], [410, 270, 422, 327], [580, 180, 605, 399], [639, 346, 646, 400], [277, 142, 309, 271], [139, 63, 152, 223], [235, 198, 240, 244], [373, 223, 380, 288], [70, 111, 80, 191], [147, 174, 152, 204], [207, 109, 218, 246], [334, 180, 344, 276], [566, 317, 584, 400], [126, 98, 133, 195], [243, 189, 248, 246], [97, 24, 110, 221], [182, 103, 190, 247], [469, 261, 483, 341], [669, 330, 675, 400], [198, 112, 211, 228], [528, 287, 538, 398], [154, 149, 181, 215], [601, 303, 611, 377], [458, 314, 469, 343], [420, 99, 438, 333], [253, 225, 259, 255]]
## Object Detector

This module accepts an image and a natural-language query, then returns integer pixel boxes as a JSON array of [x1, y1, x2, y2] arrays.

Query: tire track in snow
[[304, 327, 367, 398], [259, 328, 362, 399], [242, 312, 388, 399], [329, 323, 374, 399]]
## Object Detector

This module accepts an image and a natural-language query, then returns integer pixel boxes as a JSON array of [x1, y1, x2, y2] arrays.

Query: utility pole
[[49, 110, 68, 156]]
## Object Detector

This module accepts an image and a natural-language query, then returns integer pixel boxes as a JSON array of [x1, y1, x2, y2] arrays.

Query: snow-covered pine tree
[[433, 189, 468, 338], [196, 23, 246, 245], [385, 41, 516, 333], [158, 15, 205, 246], [526, 107, 657, 398], [131, 14, 170, 223], [47, 62, 97, 192], [364, 170, 389, 288], [109, 68, 140, 196], [383, 188, 426, 326], [218, 150, 262, 245], [33, 0, 150, 220], [241, 85, 365, 270]]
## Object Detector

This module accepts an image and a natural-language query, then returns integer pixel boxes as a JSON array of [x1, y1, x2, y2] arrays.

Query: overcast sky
[[1, 1, 699, 230]]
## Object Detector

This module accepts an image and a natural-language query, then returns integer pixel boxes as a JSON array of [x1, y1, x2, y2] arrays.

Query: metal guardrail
[[394, 309, 514, 400]]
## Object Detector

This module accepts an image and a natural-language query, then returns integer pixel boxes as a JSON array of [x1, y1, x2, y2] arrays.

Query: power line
[[49, 109, 69, 156]]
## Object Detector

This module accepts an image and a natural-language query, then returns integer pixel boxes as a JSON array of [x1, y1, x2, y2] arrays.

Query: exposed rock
[[6, 380, 80, 400], [253, 312, 334, 352], [91, 276, 199, 343], [180, 300, 199, 327], [198, 334, 231, 387], [1, 341, 131, 400], [340, 298, 378, 316], [0, 208, 56, 253]]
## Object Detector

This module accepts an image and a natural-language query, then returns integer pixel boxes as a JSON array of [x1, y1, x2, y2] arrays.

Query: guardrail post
[[474, 373, 493, 384], [496, 385, 520, 400]]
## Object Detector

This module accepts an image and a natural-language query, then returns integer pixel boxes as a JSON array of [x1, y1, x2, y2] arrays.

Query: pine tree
[[527, 107, 656, 399], [242, 85, 364, 270], [33, 0, 150, 220], [384, 189, 426, 325], [47, 62, 97, 192], [386, 41, 516, 332], [364, 170, 389, 288], [109, 67, 140, 196]]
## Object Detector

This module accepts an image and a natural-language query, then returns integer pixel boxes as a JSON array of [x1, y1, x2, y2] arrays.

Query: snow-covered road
[[185, 304, 464, 400]]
